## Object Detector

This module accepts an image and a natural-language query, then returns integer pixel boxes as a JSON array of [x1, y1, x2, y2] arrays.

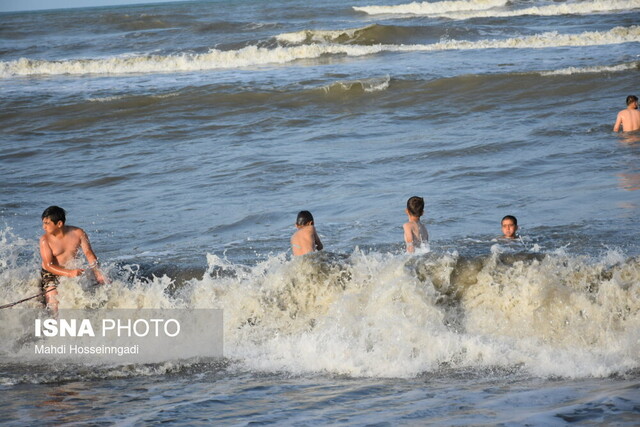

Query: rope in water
[[0, 286, 58, 310]]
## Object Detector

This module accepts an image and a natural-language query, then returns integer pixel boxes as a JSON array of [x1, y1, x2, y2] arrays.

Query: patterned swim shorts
[[40, 268, 59, 291]]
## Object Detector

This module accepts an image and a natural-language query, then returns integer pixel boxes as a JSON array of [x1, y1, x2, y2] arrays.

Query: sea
[[1, 0, 639, 424]]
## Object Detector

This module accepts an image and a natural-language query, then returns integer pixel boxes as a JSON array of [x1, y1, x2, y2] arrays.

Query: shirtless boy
[[613, 95, 640, 132], [291, 211, 323, 256], [40, 206, 106, 313], [403, 196, 429, 253], [501, 215, 518, 239]]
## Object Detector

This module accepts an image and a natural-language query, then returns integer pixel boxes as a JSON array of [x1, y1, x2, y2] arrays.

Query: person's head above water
[[501, 215, 518, 239], [626, 95, 638, 107], [296, 210, 314, 227], [42, 205, 66, 225], [406, 196, 425, 218]]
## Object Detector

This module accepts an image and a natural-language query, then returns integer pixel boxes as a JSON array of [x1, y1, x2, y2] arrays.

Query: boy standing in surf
[[500, 215, 519, 239], [403, 196, 429, 253], [613, 95, 640, 132], [39, 206, 106, 314], [291, 210, 323, 256]]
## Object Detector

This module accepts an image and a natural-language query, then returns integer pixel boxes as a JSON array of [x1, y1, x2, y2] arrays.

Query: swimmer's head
[[626, 95, 638, 106], [501, 215, 518, 239], [406, 196, 424, 217], [42, 206, 66, 225], [296, 210, 314, 227]]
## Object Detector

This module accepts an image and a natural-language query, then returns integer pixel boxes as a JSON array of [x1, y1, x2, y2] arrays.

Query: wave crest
[[355, 0, 640, 19], [539, 61, 640, 76], [2, 26, 638, 77], [276, 24, 379, 45], [320, 75, 391, 95], [354, 0, 508, 15], [1, 222, 638, 379]]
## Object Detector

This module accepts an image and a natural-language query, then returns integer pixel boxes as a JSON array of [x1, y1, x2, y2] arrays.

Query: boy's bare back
[[403, 196, 429, 253], [403, 220, 428, 253], [614, 109, 640, 132], [291, 210, 323, 256], [291, 225, 323, 256], [613, 96, 640, 132]]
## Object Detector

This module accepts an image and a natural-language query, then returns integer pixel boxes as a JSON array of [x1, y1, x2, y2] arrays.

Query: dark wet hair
[[42, 206, 66, 224], [626, 95, 638, 106], [406, 196, 424, 217], [501, 215, 517, 226], [296, 210, 314, 226]]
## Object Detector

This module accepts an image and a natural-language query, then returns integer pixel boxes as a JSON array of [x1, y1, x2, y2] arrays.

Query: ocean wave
[[168, 249, 640, 378], [539, 60, 640, 76], [275, 23, 445, 46], [1, 26, 638, 77], [0, 223, 638, 379], [276, 25, 376, 44], [354, 0, 640, 19], [101, 12, 174, 31], [320, 75, 391, 94], [87, 94, 130, 103], [87, 92, 179, 103], [354, 0, 508, 15]]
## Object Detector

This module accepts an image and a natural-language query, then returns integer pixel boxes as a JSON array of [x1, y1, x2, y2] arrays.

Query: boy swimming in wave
[[291, 210, 323, 256], [403, 196, 429, 253], [500, 215, 519, 239], [39, 206, 106, 314], [613, 95, 640, 133]]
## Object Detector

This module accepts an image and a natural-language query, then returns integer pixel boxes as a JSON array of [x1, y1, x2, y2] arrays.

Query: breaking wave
[[0, 226, 638, 380], [539, 60, 640, 76], [354, 0, 640, 19], [276, 24, 379, 45], [1, 26, 638, 77], [354, 0, 508, 15], [320, 75, 391, 94]]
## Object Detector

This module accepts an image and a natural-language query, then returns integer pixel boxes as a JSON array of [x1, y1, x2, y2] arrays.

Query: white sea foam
[[0, 227, 638, 379], [354, 0, 509, 15], [88, 92, 179, 103], [321, 75, 391, 94], [540, 61, 640, 76], [448, 0, 640, 19], [87, 95, 129, 103], [355, 0, 640, 19], [202, 249, 639, 378], [276, 25, 374, 44], [1, 26, 638, 77]]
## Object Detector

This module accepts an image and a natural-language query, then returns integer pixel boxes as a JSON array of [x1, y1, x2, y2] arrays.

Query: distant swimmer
[[291, 210, 323, 256], [39, 206, 107, 314], [403, 196, 429, 253], [613, 95, 640, 132], [500, 215, 519, 239]]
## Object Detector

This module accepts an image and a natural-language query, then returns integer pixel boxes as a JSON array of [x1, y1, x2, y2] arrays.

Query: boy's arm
[[313, 227, 323, 251], [613, 112, 622, 132], [403, 223, 415, 253], [39, 236, 84, 278], [78, 229, 107, 284]]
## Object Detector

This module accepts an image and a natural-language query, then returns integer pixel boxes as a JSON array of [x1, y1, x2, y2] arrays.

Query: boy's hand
[[70, 268, 85, 277], [95, 270, 109, 285]]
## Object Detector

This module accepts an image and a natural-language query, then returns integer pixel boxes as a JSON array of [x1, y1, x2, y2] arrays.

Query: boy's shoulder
[[41, 225, 85, 239], [300, 224, 316, 235], [295, 225, 317, 240]]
